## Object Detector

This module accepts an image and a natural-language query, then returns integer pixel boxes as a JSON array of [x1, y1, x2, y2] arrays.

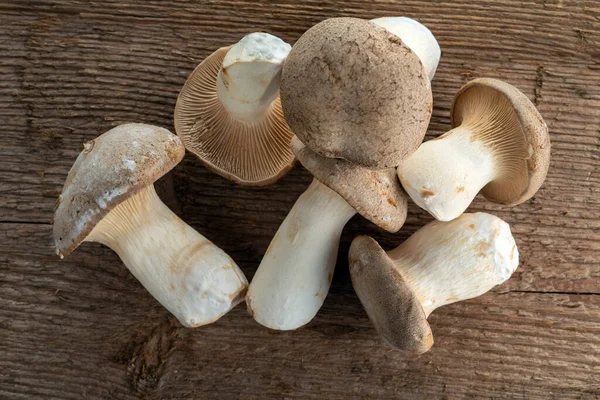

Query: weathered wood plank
[[1, 224, 599, 399], [0, 0, 599, 398]]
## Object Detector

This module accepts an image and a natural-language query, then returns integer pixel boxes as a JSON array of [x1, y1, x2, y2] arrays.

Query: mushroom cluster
[[247, 17, 435, 330], [53, 16, 550, 354]]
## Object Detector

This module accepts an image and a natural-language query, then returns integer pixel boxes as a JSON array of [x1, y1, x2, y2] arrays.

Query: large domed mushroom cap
[[281, 17, 432, 169]]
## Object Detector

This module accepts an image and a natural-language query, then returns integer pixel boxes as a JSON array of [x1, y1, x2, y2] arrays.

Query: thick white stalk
[[398, 127, 497, 221], [247, 179, 356, 330], [216, 32, 291, 122], [371, 16, 441, 80], [86, 185, 247, 327], [387, 213, 518, 317]]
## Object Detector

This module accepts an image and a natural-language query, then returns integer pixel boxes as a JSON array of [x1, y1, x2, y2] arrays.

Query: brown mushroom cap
[[174, 47, 295, 186], [53, 123, 185, 258], [281, 17, 432, 169], [292, 136, 407, 233], [349, 235, 433, 354], [451, 77, 550, 205]]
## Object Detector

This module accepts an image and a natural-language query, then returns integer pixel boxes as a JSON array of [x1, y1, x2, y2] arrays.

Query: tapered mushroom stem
[[398, 81, 547, 222], [247, 179, 356, 330], [399, 127, 497, 221], [86, 185, 248, 327], [371, 16, 441, 80], [216, 32, 291, 122], [386, 213, 518, 317], [349, 212, 518, 354]]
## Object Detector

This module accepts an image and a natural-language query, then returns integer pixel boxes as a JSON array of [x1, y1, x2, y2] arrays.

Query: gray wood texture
[[1, 1, 599, 398]]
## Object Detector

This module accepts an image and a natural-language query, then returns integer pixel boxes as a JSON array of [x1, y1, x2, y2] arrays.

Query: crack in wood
[[0, 220, 52, 225], [534, 65, 545, 106], [112, 317, 183, 397], [505, 290, 600, 296]]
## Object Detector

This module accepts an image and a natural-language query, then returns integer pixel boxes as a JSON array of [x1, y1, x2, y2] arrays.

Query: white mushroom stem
[[371, 16, 441, 80], [387, 213, 518, 317], [247, 179, 356, 330], [398, 127, 497, 221], [216, 32, 291, 122], [86, 185, 248, 327]]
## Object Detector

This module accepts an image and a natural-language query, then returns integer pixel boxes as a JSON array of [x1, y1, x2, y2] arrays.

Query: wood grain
[[1, 1, 599, 399]]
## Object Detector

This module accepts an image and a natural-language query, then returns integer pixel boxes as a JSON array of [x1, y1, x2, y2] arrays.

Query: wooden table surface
[[1, 1, 599, 399]]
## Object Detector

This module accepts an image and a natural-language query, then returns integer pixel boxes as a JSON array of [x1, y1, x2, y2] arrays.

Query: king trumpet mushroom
[[398, 78, 551, 222], [53, 123, 248, 327], [174, 32, 295, 185], [247, 17, 434, 330], [247, 138, 409, 330], [349, 212, 519, 354]]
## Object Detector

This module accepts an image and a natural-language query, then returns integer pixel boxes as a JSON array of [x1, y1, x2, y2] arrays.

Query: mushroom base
[[86, 185, 248, 327], [216, 69, 279, 123], [247, 178, 356, 330], [398, 127, 497, 221], [217, 32, 290, 122], [388, 213, 519, 317], [370, 17, 441, 80]]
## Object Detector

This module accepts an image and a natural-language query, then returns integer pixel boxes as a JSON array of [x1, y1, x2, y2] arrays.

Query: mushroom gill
[[452, 85, 530, 203], [174, 47, 295, 186]]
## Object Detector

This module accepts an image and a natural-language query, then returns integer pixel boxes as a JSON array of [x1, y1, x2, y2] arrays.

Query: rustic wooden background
[[1, 1, 599, 399]]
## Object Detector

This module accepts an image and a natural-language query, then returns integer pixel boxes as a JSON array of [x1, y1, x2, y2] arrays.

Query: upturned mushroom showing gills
[[371, 16, 441, 80], [398, 78, 551, 222], [174, 32, 295, 185], [280, 17, 432, 169], [247, 138, 408, 330], [349, 212, 519, 354], [53, 123, 248, 327]]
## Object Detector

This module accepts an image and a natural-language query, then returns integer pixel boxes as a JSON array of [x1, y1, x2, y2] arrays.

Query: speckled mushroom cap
[[174, 46, 295, 186], [53, 123, 185, 258], [349, 235, 433, 354], [292, 136, 407, 233], [451, 78, 550, 205], [281, 17, 432, 169]]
